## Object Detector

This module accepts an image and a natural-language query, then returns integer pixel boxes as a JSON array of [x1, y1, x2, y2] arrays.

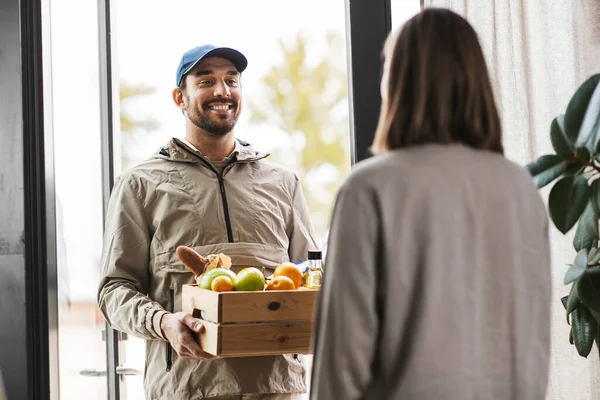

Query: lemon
[[211, 275, 234, 292], [198, 268, 237, 290]]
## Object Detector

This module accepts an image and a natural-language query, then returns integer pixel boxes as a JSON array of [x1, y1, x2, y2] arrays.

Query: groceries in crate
[[297, 250, 324, 289], [233, 267, 266, 291], [272, 262, 303, 289], [209, 275, 234, 292], [266, 275, 296, 290], [176, 245, 310, 292], [197, 268, 237, 291]]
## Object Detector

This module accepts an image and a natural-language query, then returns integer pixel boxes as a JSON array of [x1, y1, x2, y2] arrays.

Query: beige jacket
[[98, 138, 317, 399], [311, 144, 551, 400]]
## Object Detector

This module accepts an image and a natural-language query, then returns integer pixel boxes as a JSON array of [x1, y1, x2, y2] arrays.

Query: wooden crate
[[181, 284, 318, 357]]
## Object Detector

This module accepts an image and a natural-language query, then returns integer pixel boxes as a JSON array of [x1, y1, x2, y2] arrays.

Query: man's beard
[[186, 100, 240, 136]]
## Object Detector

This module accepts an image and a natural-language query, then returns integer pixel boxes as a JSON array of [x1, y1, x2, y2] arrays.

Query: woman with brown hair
[[310, 8, 551, 400]]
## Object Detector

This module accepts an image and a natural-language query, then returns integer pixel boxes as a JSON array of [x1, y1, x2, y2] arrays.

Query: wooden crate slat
[[219, 320, 313, 357], [220, 290, 317, 323], [182, 284, 221, 322], [194, 320, 221, 356]]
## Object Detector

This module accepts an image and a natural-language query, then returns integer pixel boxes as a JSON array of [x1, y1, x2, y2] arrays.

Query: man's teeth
[[210, 105, 230, 110]]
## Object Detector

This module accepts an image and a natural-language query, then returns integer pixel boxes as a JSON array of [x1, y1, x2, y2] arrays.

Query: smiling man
[[98, 45, 317, 400]]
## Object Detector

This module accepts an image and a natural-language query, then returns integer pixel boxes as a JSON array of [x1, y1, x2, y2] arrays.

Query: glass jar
[[307, 250, 324, 289]]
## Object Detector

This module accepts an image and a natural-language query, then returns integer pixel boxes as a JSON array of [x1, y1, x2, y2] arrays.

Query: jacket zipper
[[165, 288, 174, 372], [198, 158, 234, 243]]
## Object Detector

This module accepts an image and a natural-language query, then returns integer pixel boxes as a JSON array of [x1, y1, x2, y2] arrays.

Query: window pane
[[391, 0, 421, 31], [47, 0, 108, 397], [113, 0, 350, 246], [111, 0, 351, 397]]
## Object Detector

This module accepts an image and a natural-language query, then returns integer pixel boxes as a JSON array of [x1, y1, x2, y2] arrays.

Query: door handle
[[79, 369, 107, 377], [116, 365, 143, 376]]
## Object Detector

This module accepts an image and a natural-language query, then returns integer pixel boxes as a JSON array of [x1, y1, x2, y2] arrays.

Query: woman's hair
[[371, 8, 503, 154]]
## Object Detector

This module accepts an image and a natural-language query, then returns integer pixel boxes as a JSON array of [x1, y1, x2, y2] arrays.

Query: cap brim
[[181, 47, 248, 79], [204, 47, 248, 72]]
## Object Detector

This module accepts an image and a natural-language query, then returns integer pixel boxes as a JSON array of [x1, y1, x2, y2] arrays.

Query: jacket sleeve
[[310, 180, 379, 400], [97, 175, 167, 341], [287, 176, 318, 262]]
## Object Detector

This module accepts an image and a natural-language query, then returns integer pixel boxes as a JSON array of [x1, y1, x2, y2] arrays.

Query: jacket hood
[[152, 137, 269, 164]]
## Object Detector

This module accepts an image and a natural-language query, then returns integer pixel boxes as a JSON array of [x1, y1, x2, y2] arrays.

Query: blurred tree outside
[[119, 82, 158, 171], [247, 32, 351, 244]]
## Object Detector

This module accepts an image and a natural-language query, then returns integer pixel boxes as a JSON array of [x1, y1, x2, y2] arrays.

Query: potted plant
[[527, 74, 600, 358]]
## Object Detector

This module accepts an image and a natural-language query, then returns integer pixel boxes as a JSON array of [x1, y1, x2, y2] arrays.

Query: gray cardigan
[[310, 144, 551, 400]]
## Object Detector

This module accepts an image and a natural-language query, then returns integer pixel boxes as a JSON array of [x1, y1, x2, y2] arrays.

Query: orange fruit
[[266, 275, 296, 291], [273, 262, 303, 289], [211, 275, 233, 292]]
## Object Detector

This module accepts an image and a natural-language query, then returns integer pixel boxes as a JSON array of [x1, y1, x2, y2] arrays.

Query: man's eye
[[227, 79, 238, 85], [199, 80, 212, 85]]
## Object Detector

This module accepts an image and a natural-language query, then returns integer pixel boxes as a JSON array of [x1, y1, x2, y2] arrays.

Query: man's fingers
[[180, 314, 204, 333], [180, 330, 213, 360]]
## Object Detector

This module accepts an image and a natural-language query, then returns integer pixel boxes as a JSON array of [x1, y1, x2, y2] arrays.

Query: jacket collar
[[154, 137, 269, 164]]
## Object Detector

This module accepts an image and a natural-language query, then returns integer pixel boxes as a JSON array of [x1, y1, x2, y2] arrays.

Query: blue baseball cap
[[175, 44, 248, 87]]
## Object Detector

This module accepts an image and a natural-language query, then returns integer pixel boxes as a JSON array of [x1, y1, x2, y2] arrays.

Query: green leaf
[[526, 154, 563, 176], [526, 155, 568, 188], [573, 204, 599, 251], [576, 247, 589, 268], [590, 247, 600, 264], [567, 283, 580, 323], [562, 295, 569, 310], [572, 304, 596, 357], [565, 249, 589, 284], [565, 264, 586, 285], [591, 180, 600, 217], [557, 114, 567, 132], [576, 147, 592, 162], [588, 247, 599, 263], [551, 114, 575, 159], [576, 266, 600, 312], [596, 328, 600, 358], [549, 176, 590, 234], [576, 82, 600, 153], [565, 74, 600, 143], [570, 327, 574, 345], [589, 307, 600, 325], [564, 163, 585, 177]]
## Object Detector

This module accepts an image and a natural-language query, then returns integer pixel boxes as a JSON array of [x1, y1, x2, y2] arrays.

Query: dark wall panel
[[0, 0, 29, 398], [345, 0, 391, 163]]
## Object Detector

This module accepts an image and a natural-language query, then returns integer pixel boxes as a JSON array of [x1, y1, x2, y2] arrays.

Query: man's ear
[[172, 87, 186, 109]]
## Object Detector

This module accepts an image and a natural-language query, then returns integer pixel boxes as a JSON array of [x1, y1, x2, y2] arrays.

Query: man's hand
[[160, 312, 215, 361]]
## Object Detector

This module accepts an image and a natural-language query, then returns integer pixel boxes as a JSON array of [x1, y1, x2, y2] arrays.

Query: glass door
[[46, 0, 112, 398]]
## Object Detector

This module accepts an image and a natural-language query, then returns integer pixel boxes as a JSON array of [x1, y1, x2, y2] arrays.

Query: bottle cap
[[308, 250, 322, 260]]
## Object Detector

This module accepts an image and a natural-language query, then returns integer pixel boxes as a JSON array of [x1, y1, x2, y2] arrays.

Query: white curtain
[[421, 1, 600, 399]]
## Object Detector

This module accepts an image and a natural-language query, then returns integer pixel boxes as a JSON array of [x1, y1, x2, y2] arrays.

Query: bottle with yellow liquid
[[306, 250, 323, 289]]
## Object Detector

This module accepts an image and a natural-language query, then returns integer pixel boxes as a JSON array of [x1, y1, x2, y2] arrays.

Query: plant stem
[[586, 161, 600, 174], [588, 262, 600, 268]]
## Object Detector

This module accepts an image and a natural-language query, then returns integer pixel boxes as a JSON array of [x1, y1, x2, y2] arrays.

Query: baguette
[[176, 245, 208, 276]]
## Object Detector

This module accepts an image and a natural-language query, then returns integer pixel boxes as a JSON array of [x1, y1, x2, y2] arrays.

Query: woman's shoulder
[[340, 153, 397, 188], [342, 144, 537, 193]]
